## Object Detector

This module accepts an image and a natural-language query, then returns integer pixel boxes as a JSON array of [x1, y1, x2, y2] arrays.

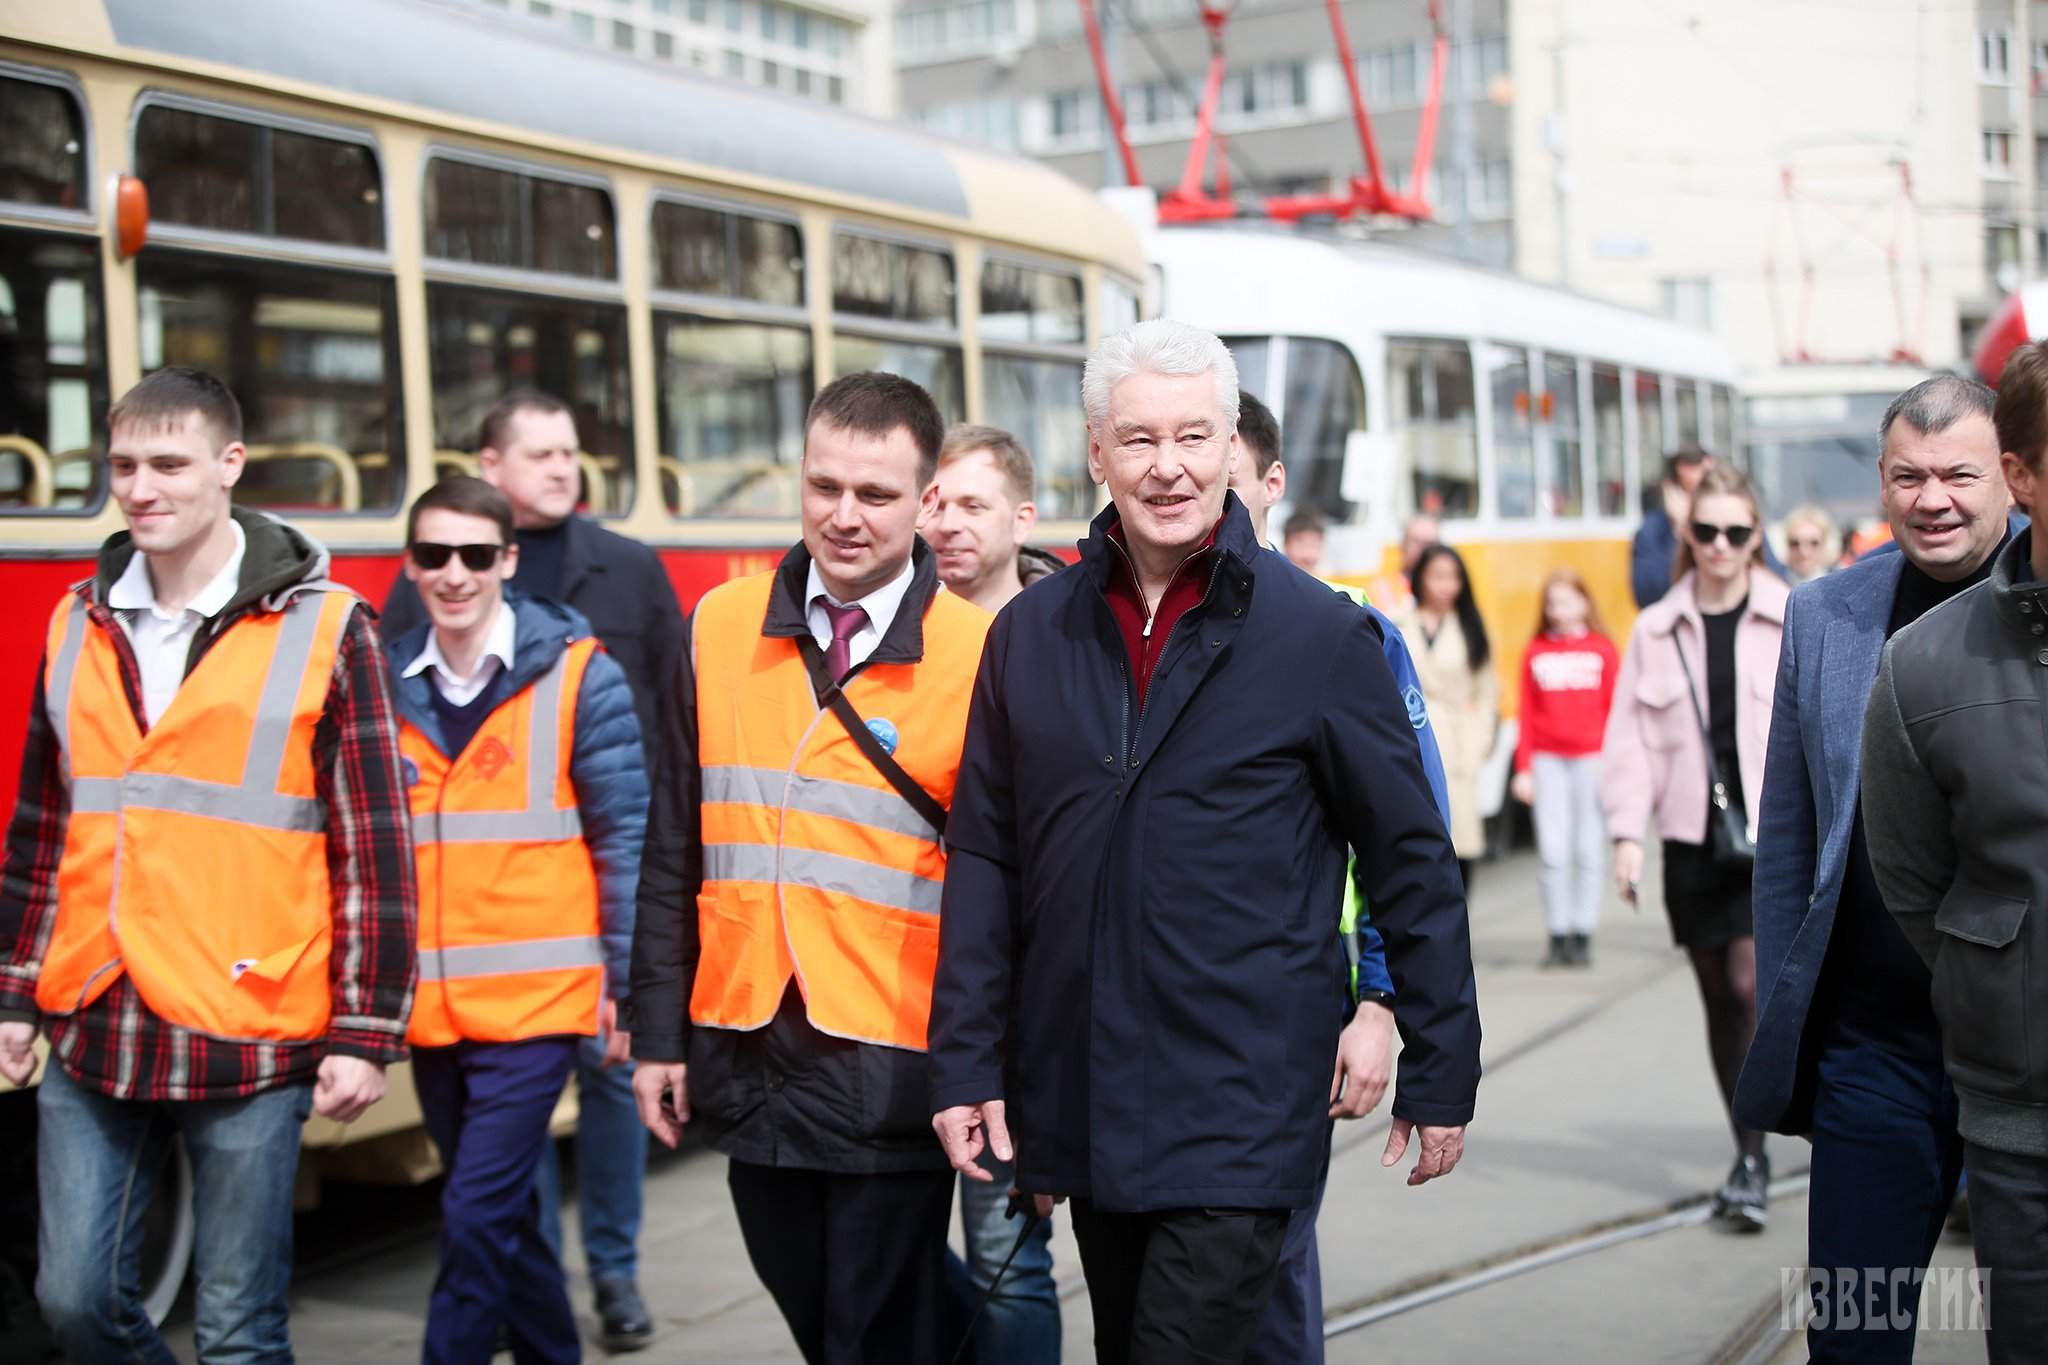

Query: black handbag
[[1674, 639, 1755, 869]]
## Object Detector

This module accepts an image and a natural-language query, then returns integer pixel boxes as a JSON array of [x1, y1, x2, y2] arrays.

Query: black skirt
[[1660, 837, 1754, 949]]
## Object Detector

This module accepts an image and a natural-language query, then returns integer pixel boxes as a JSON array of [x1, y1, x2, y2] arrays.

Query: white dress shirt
[[402, 601, 517, 706], [108, 520, 247, 727], [804, 556, 915, 674]]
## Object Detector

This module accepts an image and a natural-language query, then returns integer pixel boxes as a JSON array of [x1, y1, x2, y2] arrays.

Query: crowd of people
[[0, 319, 2041, 1364]]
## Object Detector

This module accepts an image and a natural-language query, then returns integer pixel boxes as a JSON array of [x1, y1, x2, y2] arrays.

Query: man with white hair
[[929, 321, 1482, 1363]]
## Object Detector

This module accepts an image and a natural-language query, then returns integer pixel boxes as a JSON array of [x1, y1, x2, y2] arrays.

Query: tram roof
[[6, 0, 1142, 269]]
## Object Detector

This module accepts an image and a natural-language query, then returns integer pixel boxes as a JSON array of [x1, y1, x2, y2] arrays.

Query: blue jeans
[[36, 1062, 312, 1365], [1806, 1034, 1963, 1363], [944, 1157, 1059, 1365], [535, 1034, 646, 1282], [414, 1036, 581, 1365], [1246, 1134, 1327, 1365]]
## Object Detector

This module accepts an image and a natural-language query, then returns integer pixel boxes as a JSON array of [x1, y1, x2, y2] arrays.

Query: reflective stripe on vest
[[686, 569, 990, 1050], [34, 586, 352, 1039], [404, 640, 605, 1047]]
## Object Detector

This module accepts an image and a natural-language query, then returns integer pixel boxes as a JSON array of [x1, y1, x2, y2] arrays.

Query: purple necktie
[[820, 599, 868, 682]]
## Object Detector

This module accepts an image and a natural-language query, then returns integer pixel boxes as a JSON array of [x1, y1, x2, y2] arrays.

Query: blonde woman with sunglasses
[[1600, 463, 1789, 1230]]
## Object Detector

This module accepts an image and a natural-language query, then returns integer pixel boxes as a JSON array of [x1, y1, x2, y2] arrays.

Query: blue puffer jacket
[[386, 591, 648, 1000]]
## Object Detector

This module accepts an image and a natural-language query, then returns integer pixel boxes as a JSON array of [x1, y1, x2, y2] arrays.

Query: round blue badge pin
[[401, 756, 421, 786], [866, 717, 900, 755], [1403, 686, 1429, 731]]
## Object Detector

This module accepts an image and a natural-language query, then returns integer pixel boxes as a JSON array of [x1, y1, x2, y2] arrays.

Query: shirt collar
[[805, 554, 916, 642], [402, 600, 518, 683], [108, 519, 247, 620]]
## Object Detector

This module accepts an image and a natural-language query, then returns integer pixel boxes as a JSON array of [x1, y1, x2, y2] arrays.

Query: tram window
[[1676, 380, 1702, 449], [655, 314, 812, 518], [1591, 363, 1624, 517], [830, 232, 955, 325], [979, 260, 1083, 344], [0, 229, 105, 512], [427, 284, 635, 515], [0, 75, 88, 212], [1389, 338, 1477, 519], [983, 354, 1088, 518], [135, 105, 384, 250], [1488, 344, 1535, 519], [424, 158, 617, 281], [137, 250, 401, 513], [1103, 276, 1142, 332], [1543, 354, 1583, 518], [832, 334, 964, 420], [1282, 338, 1363, 523], [1634, 370, 1665, 510], [1710, 383, 1734, 453], [651, 200, 804, 306]]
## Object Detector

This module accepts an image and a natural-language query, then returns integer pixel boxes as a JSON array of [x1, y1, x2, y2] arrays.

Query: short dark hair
[[940, 423, 1036, 505], [1989, 359, 2048, 470], [1888, 373, 1996, 460], [479, 388, 575, 453], [408, 475, 515, 547], [108, 366, 243, 449], [807, 372, 946, 487], [1662, 443, 1711, 486], [1282, 509, 1326, 542], [1236, 390, 1281, 475]]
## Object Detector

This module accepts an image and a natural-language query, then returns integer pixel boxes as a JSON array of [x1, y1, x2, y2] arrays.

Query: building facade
[[895, 0, 1516, 266], [457, 0, 895, 114]]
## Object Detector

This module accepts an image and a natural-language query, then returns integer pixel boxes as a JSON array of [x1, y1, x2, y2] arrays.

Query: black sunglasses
[[1689, 521, 1754, 549], [410, 542, 506, 571]]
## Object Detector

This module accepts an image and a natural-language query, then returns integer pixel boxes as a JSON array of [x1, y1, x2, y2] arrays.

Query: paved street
[[167, 849, 1988, 1363]]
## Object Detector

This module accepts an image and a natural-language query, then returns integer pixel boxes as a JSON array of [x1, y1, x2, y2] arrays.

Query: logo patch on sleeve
[[1404, 686, 1429, 730]]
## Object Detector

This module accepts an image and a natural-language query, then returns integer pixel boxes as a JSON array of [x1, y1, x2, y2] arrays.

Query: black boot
[[1569, 932, 1592, 966], [594, 1276, 655, 1352], [1541, 934, 1571, 968]]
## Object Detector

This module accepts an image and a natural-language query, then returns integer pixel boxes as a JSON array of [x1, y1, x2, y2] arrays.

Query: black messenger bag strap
[[795, 634, 949, 838]]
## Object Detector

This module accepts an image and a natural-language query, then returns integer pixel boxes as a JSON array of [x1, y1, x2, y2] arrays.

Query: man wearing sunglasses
[[387, 475, 648, 1362], [382, 391, 681, 1350], [1738, 374, 2015, 1359]]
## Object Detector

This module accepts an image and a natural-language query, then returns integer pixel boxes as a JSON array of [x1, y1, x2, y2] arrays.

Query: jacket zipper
[[1106, 538, 1224, 769]]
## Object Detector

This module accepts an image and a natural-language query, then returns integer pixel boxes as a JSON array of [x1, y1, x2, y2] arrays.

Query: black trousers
[[1963, 1141, 2048, 1365], [1071, 1200, 1290, 1365], [727, 1159, 955, 1365]]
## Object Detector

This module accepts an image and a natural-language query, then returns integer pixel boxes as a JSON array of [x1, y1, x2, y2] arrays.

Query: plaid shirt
[[0, 588, 418, 1102]]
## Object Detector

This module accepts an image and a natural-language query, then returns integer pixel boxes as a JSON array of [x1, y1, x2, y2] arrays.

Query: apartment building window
[[1985, 128, 2015, 177], [1455, 36, 1508, 97], [760, 1, 778, 40], [724, 0, 742, 31], [792, 12, 810, 48], [1658, 277, 1713, 329], [1048, 89, 1099, 142], [913, 97, 1022, 151], [898, 0, 1019, 60], [571, 10, 596, 40], [1360, 43, 1418, 107], [828, 75, 845, 103], [723, 48, 744, 76], [1981, 29, 2012, 82], [612, 18, 634, 49], [652, 0, 672, 11], [688, 0, 707, 20], [762, 59, 780, 86], [653, 29, 675, 58], [1221, 60, 1309, 122], [529, 0, 553, 15]]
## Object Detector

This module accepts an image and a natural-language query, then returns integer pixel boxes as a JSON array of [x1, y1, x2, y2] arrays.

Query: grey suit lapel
[[1817, 556, 1903, 813]]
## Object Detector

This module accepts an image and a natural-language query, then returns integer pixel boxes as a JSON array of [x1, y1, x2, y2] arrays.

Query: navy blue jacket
[[929, 495, 1481, 1212], [387, 592, 648, 999]]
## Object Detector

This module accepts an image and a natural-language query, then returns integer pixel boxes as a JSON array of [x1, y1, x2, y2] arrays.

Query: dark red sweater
[[1514, 629, 1620, 772], [1103, 518, 1218, 708]]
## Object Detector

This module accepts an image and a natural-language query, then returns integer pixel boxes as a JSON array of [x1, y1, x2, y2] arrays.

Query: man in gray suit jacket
[[1737, 374, 2012, 1360]]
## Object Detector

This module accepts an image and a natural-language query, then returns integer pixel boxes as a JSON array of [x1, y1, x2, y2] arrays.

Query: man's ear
[[218, 441, 247, 491], [920, 478, 941, 519], [1087, 430, 1107, 487], [1015, 500, 1038, 540]]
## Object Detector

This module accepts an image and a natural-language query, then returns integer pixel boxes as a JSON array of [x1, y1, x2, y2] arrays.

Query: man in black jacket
[[383, 390, 682, 1351], [929, 321, 1482, 1365], [1861, 340, 2048, 1362]]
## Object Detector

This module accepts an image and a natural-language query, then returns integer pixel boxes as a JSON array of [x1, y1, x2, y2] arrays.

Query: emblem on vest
[[866, 717, 900, 755], [401, 756, 420, 787], [470, 737, 515, 781]]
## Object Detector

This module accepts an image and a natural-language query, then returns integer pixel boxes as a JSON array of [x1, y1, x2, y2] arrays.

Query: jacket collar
[[1988, 526, 2048, 634], [89, 506, 330, 618], [1077, 490, 1262, 591], [386, 589, 594, 749], [761, 535, 943, 667], [1641, 567, 1790, 638]]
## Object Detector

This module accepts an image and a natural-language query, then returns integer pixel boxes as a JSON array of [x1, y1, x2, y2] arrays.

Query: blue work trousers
[[536, 1033, 646, 1282], [413, 1035, 582, 1365]]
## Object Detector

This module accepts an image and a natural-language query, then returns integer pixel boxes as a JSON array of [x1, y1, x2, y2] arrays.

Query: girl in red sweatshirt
[[1510, 569, 1620, 968]]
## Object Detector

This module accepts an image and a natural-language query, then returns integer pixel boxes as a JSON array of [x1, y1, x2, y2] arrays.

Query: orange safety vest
[[403, 638, 605, 1048], [689, 571, 989, 1051], [35, 585, 356, 1041]]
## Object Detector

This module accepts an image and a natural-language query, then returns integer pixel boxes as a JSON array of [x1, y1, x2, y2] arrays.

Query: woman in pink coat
[[1601, 463, 1788, 1232]]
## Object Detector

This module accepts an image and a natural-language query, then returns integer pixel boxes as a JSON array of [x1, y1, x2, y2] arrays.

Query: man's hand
[[1382, 1119, 1466, 1186], [1329, 1002, 1394, 1120], [933, 1100, 1011, 1182], [632, 1063, 688, 1149], [599, 998, 631, 1068], [313, 1055, 386, 1123], [0, 1021, 39, 1087], [1510, 770, 1535, 807], [1612, 838, 1644, 907]]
